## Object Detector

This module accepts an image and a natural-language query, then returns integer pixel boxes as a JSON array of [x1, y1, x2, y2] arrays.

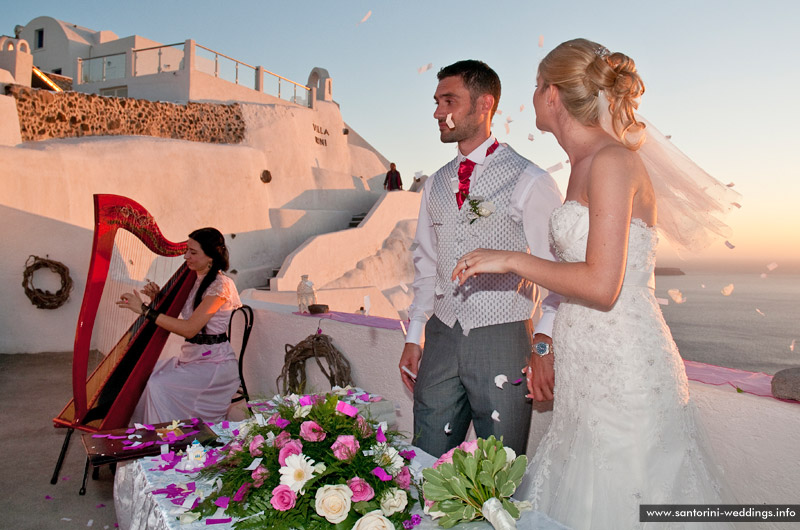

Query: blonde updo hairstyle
[[538, 38, 646, 149]]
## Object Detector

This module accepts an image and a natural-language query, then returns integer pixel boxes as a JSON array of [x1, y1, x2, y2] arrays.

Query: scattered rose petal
[[755, 308, 766, 317], [667, 289, 686, 304], [790, 339, 796, 352], [357, 10, 372, 25], [767, 262, 778, 271], [527, 133, 535, 141], [87, 520, 94, 527], [506, 116, 513, 123], [726, 182, 735, 187], [724, 240, 735, 249], [445, 113, 455, 129], [732, 202, 742, 208], [504, 123, 510, 135], [496, 110, 503, 115], [538, 35, 544, 47], [61, 475, 71, 481], [372, 467, 393, 481], [335, 401, 359, 417], [701, 284, 706, 288], [45, 495, 52, 500], [511, 377, 523, 385], [491, 410, 501, 422], [443, 422, 452, 434], [494, 374, 508, 389], [760, 273, 768, 279], [202, 350, 211, 356], [96, 503, 105, 508], [519, 104, 525, 112], [546, 162, 563, 173], [214, 496, 230, 509], [721, 284, 734, 296], [656, 297, 669, 305], [417, 63, 433, 74]]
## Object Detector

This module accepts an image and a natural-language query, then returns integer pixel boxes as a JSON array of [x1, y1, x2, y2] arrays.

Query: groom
[[399, 60, 563, 457]]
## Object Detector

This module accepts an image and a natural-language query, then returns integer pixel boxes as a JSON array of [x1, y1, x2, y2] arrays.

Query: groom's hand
[[399, 343, 422, 393], [527, 334, 555, 401]]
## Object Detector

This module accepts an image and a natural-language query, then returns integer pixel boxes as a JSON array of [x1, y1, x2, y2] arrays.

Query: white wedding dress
[[517, 201, 733, 529]]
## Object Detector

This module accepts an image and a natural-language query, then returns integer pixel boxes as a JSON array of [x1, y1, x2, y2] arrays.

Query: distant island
[[654, 267, 686, 276]]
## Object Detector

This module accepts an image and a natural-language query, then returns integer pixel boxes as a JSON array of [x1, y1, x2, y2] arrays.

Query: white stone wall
[[0, 97, 388, 352]]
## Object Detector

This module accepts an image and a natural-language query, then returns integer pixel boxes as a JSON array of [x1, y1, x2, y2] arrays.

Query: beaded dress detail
[[517, 201, 732, 529]]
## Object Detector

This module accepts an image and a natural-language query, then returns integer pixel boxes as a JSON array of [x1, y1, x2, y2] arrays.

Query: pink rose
[[249, 434, 265, 457], [433, 440, 479, 469], [251, 465, 269, 488], [270, 484, 297, 511], [356, 415, 373, 437], [347, 476, 375, 502], [268, 414, 291, 429], [458, 439, 479, 454], [394, 466, 411, 490], [299, 420, 326, 442], [227, 441, 243, 455], [273, 430, 291, 449], [330, 435, 360, 461], [278, 439, 303, 466]]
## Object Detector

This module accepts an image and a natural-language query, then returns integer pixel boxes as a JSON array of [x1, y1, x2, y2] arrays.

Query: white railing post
[[255, 66, 264, 92], [184, 39, 195, 72]]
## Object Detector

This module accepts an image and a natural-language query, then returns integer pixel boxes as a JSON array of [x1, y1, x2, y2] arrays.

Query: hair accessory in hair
[[595, 46, 610, 58]]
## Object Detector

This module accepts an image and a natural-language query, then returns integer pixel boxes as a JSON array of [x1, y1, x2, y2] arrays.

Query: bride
[[453, 39, 738, 529]]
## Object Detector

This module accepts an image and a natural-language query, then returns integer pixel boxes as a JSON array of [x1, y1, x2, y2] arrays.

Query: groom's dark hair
[[438, 60, 501, 117]]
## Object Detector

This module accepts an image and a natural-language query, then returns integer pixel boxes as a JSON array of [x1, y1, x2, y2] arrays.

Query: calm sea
[[655, 273, 800, 375]]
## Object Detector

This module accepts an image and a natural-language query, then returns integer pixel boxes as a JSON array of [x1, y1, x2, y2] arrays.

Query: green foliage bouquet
[[191, 388, 417, 529], [422, 437, 528, 529]]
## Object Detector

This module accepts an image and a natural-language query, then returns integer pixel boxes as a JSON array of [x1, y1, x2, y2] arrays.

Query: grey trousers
[[413, 315, 533, 457]]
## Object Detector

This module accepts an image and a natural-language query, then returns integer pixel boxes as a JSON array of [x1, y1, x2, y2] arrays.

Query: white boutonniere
[[465, 195, 496, 224]]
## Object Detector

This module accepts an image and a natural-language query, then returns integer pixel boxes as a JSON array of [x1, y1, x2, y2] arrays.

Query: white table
[[114, 448, 569, 530]]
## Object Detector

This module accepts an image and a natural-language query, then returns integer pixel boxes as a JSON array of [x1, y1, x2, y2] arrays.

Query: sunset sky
[[7, 0, 799, 272]]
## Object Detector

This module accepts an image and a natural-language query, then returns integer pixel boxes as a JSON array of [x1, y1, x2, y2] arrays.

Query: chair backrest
[[227, 305, 254, 403]]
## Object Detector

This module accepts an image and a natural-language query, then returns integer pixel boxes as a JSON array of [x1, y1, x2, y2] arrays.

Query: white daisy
[[279, 453, 317, 494]]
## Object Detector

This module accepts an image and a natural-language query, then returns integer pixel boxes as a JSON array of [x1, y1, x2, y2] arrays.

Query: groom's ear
[[479, 93, 495, 117]]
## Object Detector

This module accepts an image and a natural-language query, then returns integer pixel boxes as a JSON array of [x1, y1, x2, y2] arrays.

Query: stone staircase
[[258, 212, 368, 291]]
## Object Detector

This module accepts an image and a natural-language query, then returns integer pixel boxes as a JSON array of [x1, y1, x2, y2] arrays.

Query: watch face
[[535, 342, 549, 355]]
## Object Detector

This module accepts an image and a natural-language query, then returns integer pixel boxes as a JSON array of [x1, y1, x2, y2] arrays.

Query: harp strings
[[91, 229, 183, 372]]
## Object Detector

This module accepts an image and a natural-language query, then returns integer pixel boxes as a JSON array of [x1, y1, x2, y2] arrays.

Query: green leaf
[[423, 483, 452, 501], [477, 470, 495, 490], [462, 504, 477, 521], [446, 477, 470, 500], [439, 499, 466, 514], [495, 468, 508, 489], [463, 454, 478, 483], [437, 463, 457, 481], [451, 449, 466, 470], [507, 455, 527, 485], [498, 480, 516, 498], [736, 386, 744, 393], [438, 514, 460, 529], [502, 498, 520, 519], [492, 448, 507, 473]]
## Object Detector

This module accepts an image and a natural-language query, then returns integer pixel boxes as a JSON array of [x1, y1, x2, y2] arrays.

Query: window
[[34, 29, 44, 49], [100, 86, 128, 98], [52, 68, 62, 75]]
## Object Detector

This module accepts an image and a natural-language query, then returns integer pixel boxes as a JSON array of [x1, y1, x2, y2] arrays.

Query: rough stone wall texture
[[5, 84, 245, 144]]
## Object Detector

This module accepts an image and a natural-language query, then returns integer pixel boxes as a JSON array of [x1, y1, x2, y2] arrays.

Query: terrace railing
[[76, 40, 312, 107]]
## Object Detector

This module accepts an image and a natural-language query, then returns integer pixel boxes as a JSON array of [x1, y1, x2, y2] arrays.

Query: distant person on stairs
[[384, 162, 403, 190]]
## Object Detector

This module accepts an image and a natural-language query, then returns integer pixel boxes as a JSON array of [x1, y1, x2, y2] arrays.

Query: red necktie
[[456, 140, 499, 209]]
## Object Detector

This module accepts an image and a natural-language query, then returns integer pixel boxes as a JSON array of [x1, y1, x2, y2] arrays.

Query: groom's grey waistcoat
[[429, 146, 534, 333]]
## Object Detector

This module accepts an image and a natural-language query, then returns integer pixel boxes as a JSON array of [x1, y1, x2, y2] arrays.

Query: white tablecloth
[[114, 449, 569, 530]]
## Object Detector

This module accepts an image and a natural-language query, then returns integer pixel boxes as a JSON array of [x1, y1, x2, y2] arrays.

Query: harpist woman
[[116, 227, 242, 424]]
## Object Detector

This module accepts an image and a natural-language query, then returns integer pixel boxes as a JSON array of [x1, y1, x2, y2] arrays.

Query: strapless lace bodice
[[550, 200, 657, 275], [517, 200, 732, 529]]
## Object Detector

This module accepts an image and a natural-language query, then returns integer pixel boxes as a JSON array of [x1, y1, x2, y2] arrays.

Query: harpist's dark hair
[[188, 227, 229, 309]]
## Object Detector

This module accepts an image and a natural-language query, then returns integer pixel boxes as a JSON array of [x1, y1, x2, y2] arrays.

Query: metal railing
[[261, 67, 311, 107], [133, 42, 185, 76], [78, 52, 126, 83], [77, 41, 312, 107]]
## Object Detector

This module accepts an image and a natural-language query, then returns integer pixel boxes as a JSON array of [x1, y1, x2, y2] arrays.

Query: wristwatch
[[533, 341, 553, 357]]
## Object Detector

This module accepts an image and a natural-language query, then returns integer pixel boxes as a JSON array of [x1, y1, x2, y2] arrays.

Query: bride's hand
[[451, 249, 515, 284], [141, 281, 160, 301]]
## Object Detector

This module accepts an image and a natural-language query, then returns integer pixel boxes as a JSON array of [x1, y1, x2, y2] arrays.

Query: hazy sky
[[6, 1, 800, 271]]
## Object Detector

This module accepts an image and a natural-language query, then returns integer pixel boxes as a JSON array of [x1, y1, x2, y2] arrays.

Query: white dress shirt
[[406, 136, 563, 345]]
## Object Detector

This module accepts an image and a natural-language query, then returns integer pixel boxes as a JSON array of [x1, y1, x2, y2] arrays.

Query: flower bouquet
[[190, 388, 417, 529], [422, 437, 527, 529], [465, 195, 496, 224]]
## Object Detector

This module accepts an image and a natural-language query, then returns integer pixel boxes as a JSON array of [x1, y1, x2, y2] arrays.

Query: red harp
[[51, 194, 196, 482]]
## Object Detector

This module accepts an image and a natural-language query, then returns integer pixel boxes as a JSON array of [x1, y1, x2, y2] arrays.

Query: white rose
[[315, 484, 353, 524], [504, 446, 516, 465], [379, 487, 408, 516], [477, 201, 496, 217], [352, 510, 394, 530], [294, 404, 312, 418]]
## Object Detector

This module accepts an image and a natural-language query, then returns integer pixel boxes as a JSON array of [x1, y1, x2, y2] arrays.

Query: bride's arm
[[454, 147, 640, 310]]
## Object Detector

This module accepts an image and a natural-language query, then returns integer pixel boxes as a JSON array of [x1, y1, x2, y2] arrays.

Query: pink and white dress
[[130, 272, 242, 425]]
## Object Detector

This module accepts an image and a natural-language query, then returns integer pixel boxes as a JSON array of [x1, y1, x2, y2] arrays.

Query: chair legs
[[79, 457, 90, 495]]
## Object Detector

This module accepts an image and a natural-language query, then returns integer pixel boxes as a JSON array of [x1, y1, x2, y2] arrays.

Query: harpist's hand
[[115, 289, 146, 314], [142, 281, 160, 301]]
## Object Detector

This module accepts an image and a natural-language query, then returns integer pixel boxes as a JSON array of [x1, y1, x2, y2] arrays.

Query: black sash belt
[[185, 333, 228, 345]]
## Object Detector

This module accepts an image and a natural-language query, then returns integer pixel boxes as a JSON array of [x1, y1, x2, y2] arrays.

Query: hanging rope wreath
[[276, 332, 354, 395], [22, 255, 73, 309]]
